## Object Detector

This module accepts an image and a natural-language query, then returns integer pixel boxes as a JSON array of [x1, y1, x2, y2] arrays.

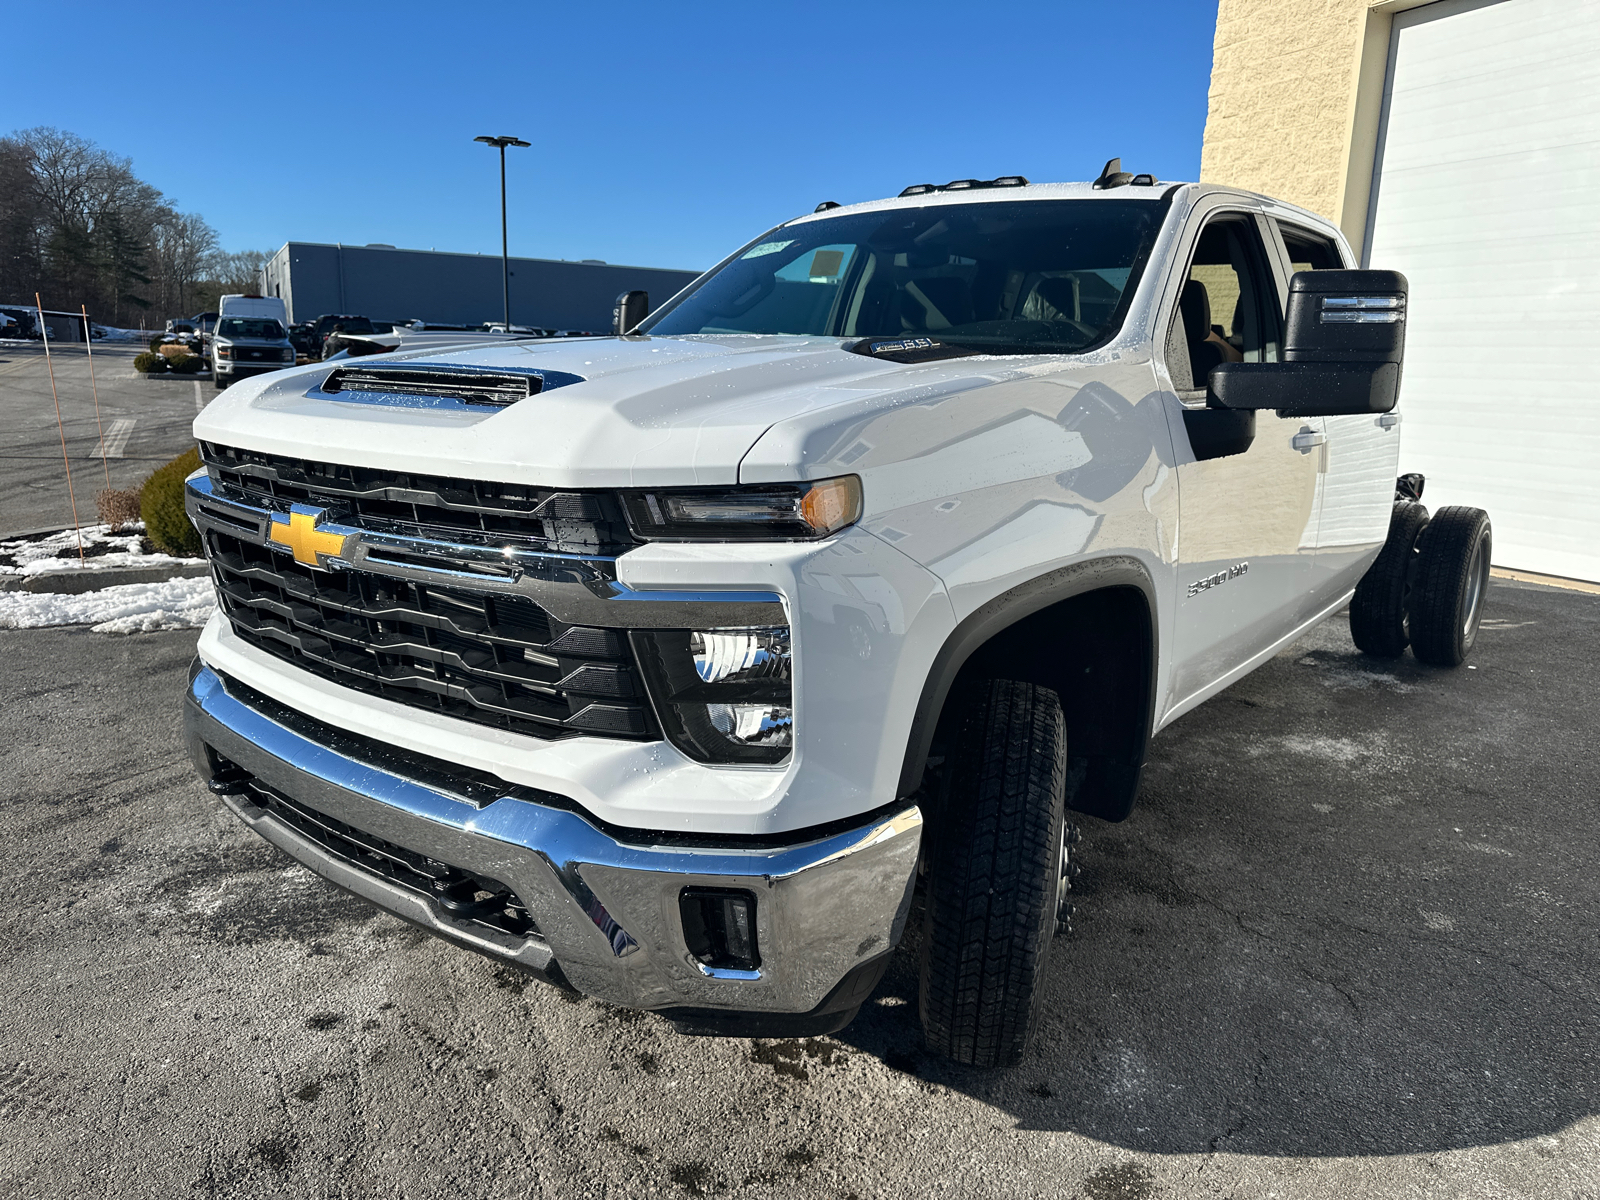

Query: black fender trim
[[898, 556, 1159, 822]]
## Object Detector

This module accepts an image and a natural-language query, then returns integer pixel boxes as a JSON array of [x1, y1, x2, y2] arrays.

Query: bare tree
[[195, 248, 271, 309], [151, 210, 218, 316], [1, 126, 253, 326]]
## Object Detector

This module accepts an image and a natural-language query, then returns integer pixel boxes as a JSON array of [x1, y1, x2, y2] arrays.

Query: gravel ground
[[3, 579, 1598, 1199]]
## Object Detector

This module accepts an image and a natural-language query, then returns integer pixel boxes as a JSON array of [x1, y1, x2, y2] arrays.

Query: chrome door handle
[[1377, 413, 1401, 429], [1291, 430, 1327, 454]]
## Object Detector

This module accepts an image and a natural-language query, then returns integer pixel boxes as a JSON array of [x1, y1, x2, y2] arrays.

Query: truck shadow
[[835, 583, 1600, 1156]]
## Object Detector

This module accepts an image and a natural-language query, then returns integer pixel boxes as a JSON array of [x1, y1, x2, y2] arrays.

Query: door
[[1365, 0, 1600, 581], [1269, 218, 1400, 608], [1158, 207, 1326, 713]]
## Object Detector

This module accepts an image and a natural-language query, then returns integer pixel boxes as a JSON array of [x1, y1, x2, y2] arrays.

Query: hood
[[193, 334, 1030, 487]]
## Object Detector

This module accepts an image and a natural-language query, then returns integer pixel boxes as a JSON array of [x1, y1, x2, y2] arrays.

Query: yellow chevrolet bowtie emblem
[[268, 506, 355, 569]]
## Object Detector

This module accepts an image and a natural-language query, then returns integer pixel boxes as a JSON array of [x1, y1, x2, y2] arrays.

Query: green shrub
[[171, 354, 203, 374], [140, 446, 203, 557], [148, 335, 164, 352], [133, 351, 167, 373]]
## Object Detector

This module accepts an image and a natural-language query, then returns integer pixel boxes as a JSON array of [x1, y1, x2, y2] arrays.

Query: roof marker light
[[898, 175, 1030, 198]]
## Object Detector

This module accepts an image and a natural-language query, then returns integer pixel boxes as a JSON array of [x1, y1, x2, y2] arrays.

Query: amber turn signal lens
[[799, 475, 862, 535]]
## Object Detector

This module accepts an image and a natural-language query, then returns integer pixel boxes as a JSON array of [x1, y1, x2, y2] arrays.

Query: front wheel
[[919, 679, 1067, 1068]]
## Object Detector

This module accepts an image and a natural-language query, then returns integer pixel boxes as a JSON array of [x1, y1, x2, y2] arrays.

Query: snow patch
[[0, 523, 200, 576], [0, 575, 215, 633]]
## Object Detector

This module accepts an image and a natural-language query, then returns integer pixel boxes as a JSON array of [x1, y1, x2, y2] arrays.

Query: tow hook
[[207, 768, 252, 796]]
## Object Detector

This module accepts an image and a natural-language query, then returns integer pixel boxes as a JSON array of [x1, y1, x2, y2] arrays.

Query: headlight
[[281, 347, 296, 361], [632, 625, 792, 764], [622, 476, 861, 541], [214, 344, 232, 359]]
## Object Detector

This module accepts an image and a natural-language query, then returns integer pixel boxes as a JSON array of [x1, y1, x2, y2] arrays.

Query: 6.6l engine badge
[[1187, 561, 1249, 598]]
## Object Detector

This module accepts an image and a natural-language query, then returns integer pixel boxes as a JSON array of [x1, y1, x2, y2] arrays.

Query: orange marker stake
[[36, 295, 85, 563], [83, 305, 111, 490]]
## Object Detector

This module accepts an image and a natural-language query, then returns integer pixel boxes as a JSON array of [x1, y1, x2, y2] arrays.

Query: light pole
[[474, 134, 531, 330]]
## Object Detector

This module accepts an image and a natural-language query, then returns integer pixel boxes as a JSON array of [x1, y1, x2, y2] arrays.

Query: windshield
[[643, 199, 1167, 354], [217, 318, 284, 339]]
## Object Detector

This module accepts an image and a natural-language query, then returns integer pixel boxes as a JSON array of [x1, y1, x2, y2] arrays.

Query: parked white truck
[[212, 294, 295, 389], [182, 167, 1490, 1066]]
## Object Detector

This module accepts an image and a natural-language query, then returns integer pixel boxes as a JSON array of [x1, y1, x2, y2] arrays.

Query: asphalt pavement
[[2, 579, 1598, 1199], [0, 344, 209, 534]]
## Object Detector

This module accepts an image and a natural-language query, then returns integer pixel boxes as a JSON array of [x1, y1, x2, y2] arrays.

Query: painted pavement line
[[87, 417, 136, 460]]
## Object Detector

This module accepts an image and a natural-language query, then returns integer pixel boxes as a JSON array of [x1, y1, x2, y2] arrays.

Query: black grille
[[207, 527, 657, 741], [233, 346, 283, 362], [198, 442, 635, 554], [239, 771, 539, 940]]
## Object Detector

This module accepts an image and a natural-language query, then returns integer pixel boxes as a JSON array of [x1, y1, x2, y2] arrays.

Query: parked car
[[210, 315, 295, 389], [310, 314, 375, 356], [183, 167, 1491, 1067], [0, 306, 37, 338], [288, 322, 320, 359]]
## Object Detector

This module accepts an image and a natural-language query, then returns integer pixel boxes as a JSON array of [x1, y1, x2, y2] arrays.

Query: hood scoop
[[315, 364, 585, 411]]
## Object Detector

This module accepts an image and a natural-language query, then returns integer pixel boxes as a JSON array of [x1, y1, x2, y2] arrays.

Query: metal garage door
[[1365, 0, 1600, 582]]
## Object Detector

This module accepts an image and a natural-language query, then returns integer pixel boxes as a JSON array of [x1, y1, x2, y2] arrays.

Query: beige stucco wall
[[1201, 0, 1369, 219], [1200, 0, 1440, 255]]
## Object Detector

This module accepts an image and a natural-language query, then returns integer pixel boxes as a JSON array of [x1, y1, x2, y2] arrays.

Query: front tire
[[1409, 506, 1492, 667], [919, 679, 1067, 1068]]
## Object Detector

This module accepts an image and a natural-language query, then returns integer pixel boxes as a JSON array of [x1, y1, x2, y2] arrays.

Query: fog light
[[705, 702, 792, 747], [680, 888, 759, 972]]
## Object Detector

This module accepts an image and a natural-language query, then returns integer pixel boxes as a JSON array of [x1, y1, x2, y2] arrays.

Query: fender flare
[[897, 555, 1160, 807]]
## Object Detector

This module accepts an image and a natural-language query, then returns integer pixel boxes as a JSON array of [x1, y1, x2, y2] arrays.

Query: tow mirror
[[1207, 269, 1407, 417], [613, 290, 649, 336]]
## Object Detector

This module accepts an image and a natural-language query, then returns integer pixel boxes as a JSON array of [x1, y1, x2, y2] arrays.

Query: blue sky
[[3, 1, 1218, 272]]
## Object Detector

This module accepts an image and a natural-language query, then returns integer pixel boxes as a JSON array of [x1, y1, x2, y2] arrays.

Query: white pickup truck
[[182, 166, 1491, 1067]]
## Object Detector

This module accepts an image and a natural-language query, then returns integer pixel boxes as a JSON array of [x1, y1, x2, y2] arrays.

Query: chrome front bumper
[[183, 664, 921, 1017]]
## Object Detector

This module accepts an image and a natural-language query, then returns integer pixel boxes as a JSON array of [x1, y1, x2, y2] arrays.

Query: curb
[[0, 562, 209, 595], [1491, 567, 1600, 596], [137, 371, 212, 380]]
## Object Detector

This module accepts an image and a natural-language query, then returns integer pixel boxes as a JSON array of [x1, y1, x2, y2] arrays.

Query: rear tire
[[1409, 506, 1492, 667], [1349, 500, 1429, 658], [919, 679, 1067, 1068]]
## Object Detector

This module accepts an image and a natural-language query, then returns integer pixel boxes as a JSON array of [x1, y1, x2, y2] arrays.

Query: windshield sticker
[[741, 240, 794, 260], [808, 249, 845, 278]]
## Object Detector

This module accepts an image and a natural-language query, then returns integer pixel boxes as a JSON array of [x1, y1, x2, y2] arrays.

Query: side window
[[1278, 223, 1348, 273], [1166, 214, 1283, 395]]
